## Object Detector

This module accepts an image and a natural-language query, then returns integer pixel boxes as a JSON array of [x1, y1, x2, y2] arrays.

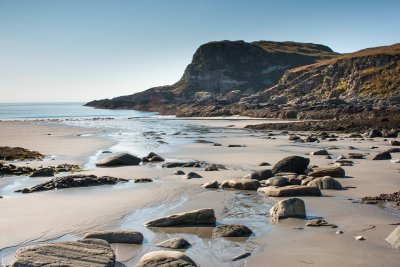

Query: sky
[[0, 0, 399, 102]]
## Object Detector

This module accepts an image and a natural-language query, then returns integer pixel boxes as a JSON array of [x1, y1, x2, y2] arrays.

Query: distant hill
[[85, 41, 400, 119]]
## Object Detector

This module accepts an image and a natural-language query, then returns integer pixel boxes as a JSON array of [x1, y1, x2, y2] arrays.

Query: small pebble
[[336, 230, 343, 234], [355, 236, 365, 241]]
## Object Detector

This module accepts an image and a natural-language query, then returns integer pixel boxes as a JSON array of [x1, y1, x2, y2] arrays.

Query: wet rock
[[306, 219, 337, 228], [307, 176, 343, 190], [348, 153, 365, 159], [144, 208, 216, 227], [0, 162, 35, 177], [134, 178, 153, 183], [136, 251, 197, 267], [202, 180, 219, 189], [232, 252, 251, 261], [96, 153, 141, 167], [228, 144, 246, 147], [372, 151, 391, 160], [386, 226, 400, 249], [84, 230, 143, 244], [258, 185, 321, 197], [16, 175, 128, 193], [305, 136, 318, 142], [213, 143, 222, 146], [258, 162, 271, 166], [29, 167, 55, 177], [310, 149, 329, 156], [185, 172, 202, 179], [308, 166, 345, 178], [174, 170, 185, 175], [265, 176, 290, 187], [369, 129, 383, 138], [334, 159, 354, 166], [163, 161, 204, 168], [289, 135, 301, 141], [143, 152, 165, 162], [156, 237, 191, 249], [11, 239, 115, 267], [390, 140, 400, 146], [212, 224, 252, 238], [242, 169, 273, 180], [272, 156, 310, 175], [386, 148, 400, 153], [221, 179, 260, 190], [204, 164, 219, 171], [269, 198, 306, 221], [361, 191, 400, 207]]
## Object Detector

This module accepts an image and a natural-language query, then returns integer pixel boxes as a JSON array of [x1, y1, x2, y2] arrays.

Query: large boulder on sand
[[136, 251, 197, 267], [269, 198, 306, 222], [221, 179, 260, 190], [84, 230, 143, 244], [144, 208, 216, 227], [372, 151, 392, 160], [307, 176, 343, 190], [258, 185, 321, 197], [272, 156, 310, 175], [212, 224, 253, 238], [308, 166, 345, 178], [11, 239, 115, 267], [242, 169, 273, 180], [96, 153, 141, 167], [386, 226, 400, 249]]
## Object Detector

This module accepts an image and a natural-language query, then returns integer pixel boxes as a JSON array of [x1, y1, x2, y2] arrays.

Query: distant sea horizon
[[0, 102, 156, 120]]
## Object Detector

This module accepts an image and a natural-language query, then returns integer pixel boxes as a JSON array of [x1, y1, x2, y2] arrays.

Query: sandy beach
[[0, 119, 399, 266]]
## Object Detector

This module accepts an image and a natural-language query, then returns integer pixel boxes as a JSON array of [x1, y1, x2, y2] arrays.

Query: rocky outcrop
[[144, 208, 216, 227], [16, 175, 128, 193], [136, 251, 197, 267], [84, 230, 143, 244], [11, 239, 115, 267]]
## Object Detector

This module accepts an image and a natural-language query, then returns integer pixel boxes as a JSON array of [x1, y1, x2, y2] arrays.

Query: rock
[[372, 151, 392, 160], [213, 143, 222, 146], [134, 178, 153, 183], [265, 176, 290, 187], [16, 175, 128, 193], [307, 176, 343, 190], [334, 159, 354, 166], [289, 135, 301, 141], [258, 162, 270, 166], [242, 169, 273, 180], [355, 236, 365, 241], [163, 161, 204, 168], [156, 237, 191, 249], [348, 153, 365, 159], [258, 185, 321, 197], [136, 251, 197, 267], [0, 146, 44, 161], [185, 172, 202, 179], [336, 230, 344, 234], [288, 177, 302, 185], [84, 230, 143, 244], [221, 179, 261, 190], [369, 129, 383, 138], [96, 153, 141, 167], [272, 156, 310, 174], [386, 226, 400, 249], [212, 225, 252, 237], [348, 146, 356, 150], [29, 167, 55, 177], [204, 164, 219, 171], [228, 144, 246, 147], [310, 149, 329, 156], [305, 136, 318, 142], [202, 180, 219, 189], [174, 170, 185, 175], [386, 148, 400, 153], [390, 140, 400, 146], [269, 198, 306, 221], [144, 208, 216, 227], [308, 166, 345, 178], [232, 252, 251, 261], [11, 239, 115, 267], [306, 219, 337, 227]]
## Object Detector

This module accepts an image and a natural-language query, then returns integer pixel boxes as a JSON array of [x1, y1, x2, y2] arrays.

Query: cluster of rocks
[[0, 162, 81, 177], [361, 191, 400, 208], [142, 152, 165, 163], [15, 174, 128, 193], [0, 146, 44, 161]]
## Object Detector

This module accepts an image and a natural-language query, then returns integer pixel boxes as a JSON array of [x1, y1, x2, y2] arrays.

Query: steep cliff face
[[85, 40, 336, 110]]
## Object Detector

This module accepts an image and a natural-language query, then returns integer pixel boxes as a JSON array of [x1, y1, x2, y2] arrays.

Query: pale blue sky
[[0, 0, 399, 102]]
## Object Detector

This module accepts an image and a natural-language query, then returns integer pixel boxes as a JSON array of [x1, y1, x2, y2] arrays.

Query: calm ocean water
[[0, 102, 155, 120]]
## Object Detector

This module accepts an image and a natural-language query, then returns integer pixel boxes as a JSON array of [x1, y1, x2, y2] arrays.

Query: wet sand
[[0, 119, 399, 266]]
